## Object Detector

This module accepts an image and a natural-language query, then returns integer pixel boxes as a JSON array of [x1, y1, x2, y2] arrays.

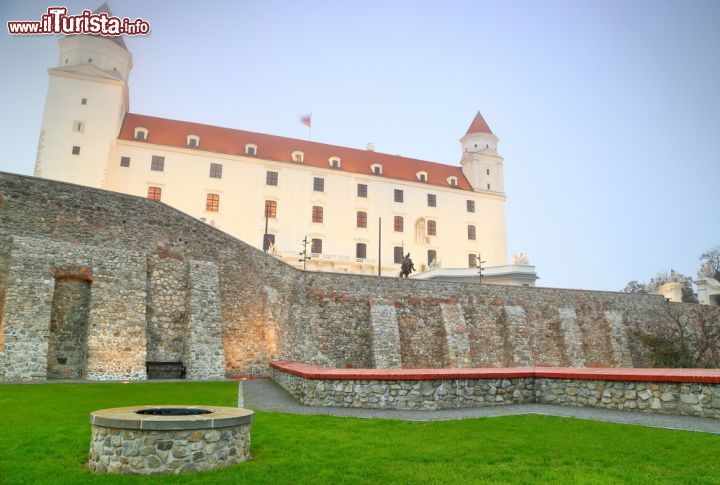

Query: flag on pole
[[300, 114, 312, 127]]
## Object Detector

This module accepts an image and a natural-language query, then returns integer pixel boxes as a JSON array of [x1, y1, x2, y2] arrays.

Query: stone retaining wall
[[535, 378, 720, 418], [271, 367, 535, 410], [271, 361, 720, 418]]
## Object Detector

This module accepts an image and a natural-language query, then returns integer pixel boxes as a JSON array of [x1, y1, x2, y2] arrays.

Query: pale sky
[[1, 0, 718, 291]]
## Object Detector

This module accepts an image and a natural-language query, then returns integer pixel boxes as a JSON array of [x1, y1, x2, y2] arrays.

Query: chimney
[[366, 142, 375, 151]]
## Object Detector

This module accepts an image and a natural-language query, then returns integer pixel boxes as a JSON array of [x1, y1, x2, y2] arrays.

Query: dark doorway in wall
[[47, 278, 92, 379]]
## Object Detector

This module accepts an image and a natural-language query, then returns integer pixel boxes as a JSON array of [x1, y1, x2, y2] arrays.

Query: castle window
[[394, 216, 404, 232], [427, 220, 437, 236], [311, 238, 322, 255], [81, 98, 87, 105], [151, 155, 165, 172], [487, 183, 491, 190], [371, 163, 383, 175], [356, 243, 367, 259], [468, 225, 476, 240], [134, 128, 148, 141], [486, 169, 490, 175], [357, 184, 367, 198], [329, 157, 341, 168], [206, 193, 220, 212], [265, 200, 277, 219], [147, 187, 161, 201], [357, 211, 367, 228], [186, 135, 200, 147], [263, 234, 276, 252], [428, 250, 437, 266], [209, 163, 223, 179], [245, 144, 257, 156], [416, 171, 428, 182], [394, 246, 403, 264], [71, 146, 80, 155], [469, 254, 478, 268], [394, 189, 404, 203], [312, 206, 324, 223], [292, 151, 304, 162], [466, 200, 475, 213], [120, 156, 130, 167], [266, 171, 278, 186], [313, 177, 324, 192], [427, 194, 436, 207], [72, 121, 84, 133], [447, 176, 458, 187]]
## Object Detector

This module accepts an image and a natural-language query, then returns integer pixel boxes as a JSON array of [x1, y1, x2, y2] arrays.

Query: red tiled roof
[[118, 113, 474, 191], [465, 111, 493, 135]]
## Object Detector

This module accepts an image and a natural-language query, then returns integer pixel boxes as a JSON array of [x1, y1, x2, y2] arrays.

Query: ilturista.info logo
[[7, 6, 150, 36]]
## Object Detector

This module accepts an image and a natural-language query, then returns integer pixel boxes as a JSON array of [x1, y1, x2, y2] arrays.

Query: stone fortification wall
[[1, 172, 719, 379]]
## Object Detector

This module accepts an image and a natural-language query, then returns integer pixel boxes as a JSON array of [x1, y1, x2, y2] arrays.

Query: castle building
[[33, 12, 534, 281]]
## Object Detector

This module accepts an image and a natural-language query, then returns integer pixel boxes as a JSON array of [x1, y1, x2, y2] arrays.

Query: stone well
[[88, 405, 253, 474]]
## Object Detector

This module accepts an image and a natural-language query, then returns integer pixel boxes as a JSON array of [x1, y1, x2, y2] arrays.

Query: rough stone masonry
[[0, 172, 718, 380]]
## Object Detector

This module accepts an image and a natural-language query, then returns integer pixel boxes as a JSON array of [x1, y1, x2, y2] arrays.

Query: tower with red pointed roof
[[459, 112, 504, 194], [34, 3, 132, 189]]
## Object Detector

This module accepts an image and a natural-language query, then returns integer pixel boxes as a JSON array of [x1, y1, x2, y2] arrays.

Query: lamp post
[[477, 253, 486, 282], [299, 236, 312, 271]]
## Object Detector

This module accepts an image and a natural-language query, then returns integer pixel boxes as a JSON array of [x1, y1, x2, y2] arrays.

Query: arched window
[[329, 157, 341, 168], [206, 193, 220, 212], [186, 135, 200, 147], [245, 144, 257, 156], [147, 186, 161, 201], [370, 163, 383, 175], [416, 171, 428, 182], [265, 200, 277, 219], [312, 206, 323, 223], [468, 254, 478, 268], [292, 150, 304, 162], [134, 127, 148, 141], [447, 176, 458, 187]]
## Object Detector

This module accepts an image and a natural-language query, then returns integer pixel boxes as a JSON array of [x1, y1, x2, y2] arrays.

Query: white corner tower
[[34, 3, 131, 189], [459, 112, 504, 194]]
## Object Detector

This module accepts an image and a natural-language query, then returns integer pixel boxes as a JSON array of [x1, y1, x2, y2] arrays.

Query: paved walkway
[[241, 379, 720, 434]]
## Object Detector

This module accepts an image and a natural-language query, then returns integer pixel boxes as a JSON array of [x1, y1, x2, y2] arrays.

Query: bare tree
[[698, 246, 720, 281], [633, 305, 720, 368]]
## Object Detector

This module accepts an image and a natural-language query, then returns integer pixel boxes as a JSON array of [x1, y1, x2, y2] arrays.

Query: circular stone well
[[88, 405, 253, 474]]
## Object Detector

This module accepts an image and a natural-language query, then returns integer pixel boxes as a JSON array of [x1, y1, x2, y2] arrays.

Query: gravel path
[[242, 378, 720, 434]]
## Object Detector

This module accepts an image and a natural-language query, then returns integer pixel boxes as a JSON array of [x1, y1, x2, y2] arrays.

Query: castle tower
[[34, 3, 131, 189], [459, 112, 504, 194]]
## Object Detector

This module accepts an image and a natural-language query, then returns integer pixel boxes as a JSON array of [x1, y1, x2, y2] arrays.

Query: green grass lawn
[[1, 382, 719, 484]]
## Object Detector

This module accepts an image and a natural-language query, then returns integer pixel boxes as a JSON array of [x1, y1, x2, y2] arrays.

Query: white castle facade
[[33, 25, 536, 283]]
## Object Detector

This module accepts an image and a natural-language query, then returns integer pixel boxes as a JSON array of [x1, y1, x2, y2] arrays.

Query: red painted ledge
[[270, 361, 720, 384]]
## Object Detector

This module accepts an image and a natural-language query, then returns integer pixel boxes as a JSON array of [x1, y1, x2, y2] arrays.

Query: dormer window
[[133, 127, 148, 141], [186, 135, 200, 148], [245, 144, 257, 156], [292, 151, 304, 163], [328, 156, 341, 168], [447, 176, 458, 187], [370, 163, 383, 175], [416, 171, 428, 182]]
